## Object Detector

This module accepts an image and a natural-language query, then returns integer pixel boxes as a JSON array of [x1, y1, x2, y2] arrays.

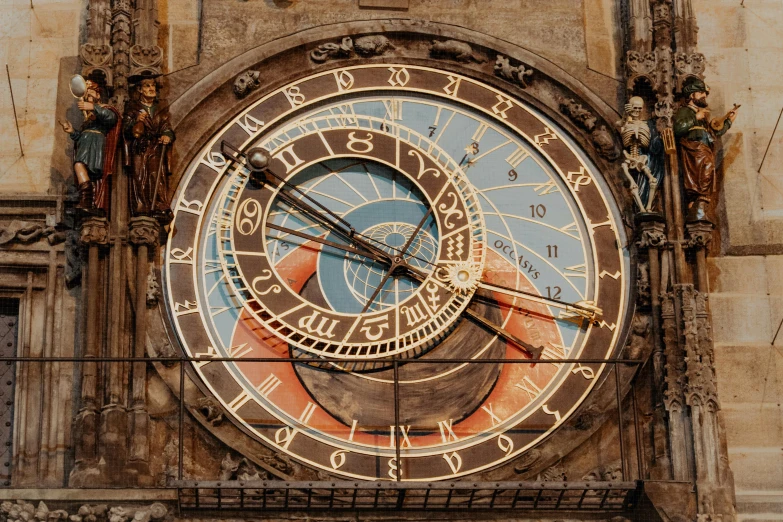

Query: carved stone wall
[[0, 196, 77, 488]]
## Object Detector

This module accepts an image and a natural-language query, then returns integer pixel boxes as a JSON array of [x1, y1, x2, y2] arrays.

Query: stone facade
[[695, 1, 783, 518], [0, 0, 780, 521]]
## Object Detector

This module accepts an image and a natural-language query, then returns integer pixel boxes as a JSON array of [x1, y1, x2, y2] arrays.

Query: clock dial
[[165, 65, 629, 481]]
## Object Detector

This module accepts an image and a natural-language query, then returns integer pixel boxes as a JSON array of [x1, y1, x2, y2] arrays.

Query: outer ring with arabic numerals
[[164, 64, 631, 481]]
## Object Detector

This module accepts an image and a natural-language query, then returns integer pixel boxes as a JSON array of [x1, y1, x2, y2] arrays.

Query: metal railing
[[0, 355, 648, 515]]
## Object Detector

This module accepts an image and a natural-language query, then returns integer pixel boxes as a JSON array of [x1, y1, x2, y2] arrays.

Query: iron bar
[[396, 489, 406, 509], [758, 106, 783, 173], [178, 360, 184, 481], [0, 356, 645, 364], [554, 488, 566, 509], [5, 64, 23, 156], [632, 381, 645, 479], [615, 364, 627, 480], [771, 315, 783, 346], [599, 488, 610, 509], [577, 488, 588, 508], [393, 359, 401, 481]]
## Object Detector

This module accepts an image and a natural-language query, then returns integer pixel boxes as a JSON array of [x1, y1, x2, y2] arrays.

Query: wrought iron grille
[[174, 479, 643, 514]]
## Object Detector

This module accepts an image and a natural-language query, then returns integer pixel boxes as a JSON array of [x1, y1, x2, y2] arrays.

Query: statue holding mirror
[[59, 75, 122, 215]]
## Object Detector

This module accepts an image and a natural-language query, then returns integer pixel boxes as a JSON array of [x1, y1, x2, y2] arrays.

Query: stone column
[[70, 217, 109, 486], [636, 216, 670, 478], [686, 220, 713, 293], [661, 288, 693, 482], [126, 216, 158, 485], [110, 0, 132, 110]]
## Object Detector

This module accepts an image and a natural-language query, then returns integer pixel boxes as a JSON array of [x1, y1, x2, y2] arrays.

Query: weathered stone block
[[722, 405, 783, 448], [708, 256, 768, 295], [711, 294, 773, 345], [714, 344, 780, 403], [31, 7, 79, 39], [728, 449, 783, 491], [169, 23, 200, 72], [766, 256, 783, 297], [0, 6, 32, 39], [28, 38, 77, 78]]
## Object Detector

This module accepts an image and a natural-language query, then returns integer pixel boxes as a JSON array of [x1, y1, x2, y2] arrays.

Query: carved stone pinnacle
[[79, 217, 109, 246], [636, 220, 667, 249], [686, 220, 714, 249], [129, 216, 160, 246]]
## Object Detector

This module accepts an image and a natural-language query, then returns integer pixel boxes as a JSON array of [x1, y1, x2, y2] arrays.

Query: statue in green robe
[[673, 78, 739, 221]]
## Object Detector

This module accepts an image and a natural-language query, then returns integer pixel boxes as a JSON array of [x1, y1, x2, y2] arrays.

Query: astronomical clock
[[164, 64, 631, 481]]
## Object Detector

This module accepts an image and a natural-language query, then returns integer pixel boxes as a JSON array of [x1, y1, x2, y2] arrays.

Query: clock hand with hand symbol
[[165, 66, 629, 481]]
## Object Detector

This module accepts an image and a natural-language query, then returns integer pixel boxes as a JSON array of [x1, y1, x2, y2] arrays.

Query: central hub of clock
[[288, 158, 441, 315]]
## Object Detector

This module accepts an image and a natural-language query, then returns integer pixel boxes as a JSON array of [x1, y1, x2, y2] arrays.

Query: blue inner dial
[[267, 159, 438, 314]]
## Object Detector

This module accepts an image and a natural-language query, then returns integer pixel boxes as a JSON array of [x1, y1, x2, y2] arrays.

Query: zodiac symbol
[[446, 234, 464, 259], [408, 149, 440, 179], [252, 270, 282, 296], [437, 192, 464, 230], [426, 283, 441, 312], [359, 315, 390, 341], [346, 132, 374, 154]]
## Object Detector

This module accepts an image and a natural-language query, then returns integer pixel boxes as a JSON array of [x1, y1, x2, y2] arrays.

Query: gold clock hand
[[476, 281, 603, 322], [394, 262, 600, 322], [223, 142, 394, 264], [274, 188, 394, 265], [461, 307, 543, 359]]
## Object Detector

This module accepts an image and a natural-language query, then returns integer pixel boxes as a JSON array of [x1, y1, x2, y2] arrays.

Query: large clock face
[[165, 65, 629, 481]]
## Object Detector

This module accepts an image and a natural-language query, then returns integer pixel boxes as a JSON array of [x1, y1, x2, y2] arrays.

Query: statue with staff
[[124, 71, 175, 223], [59, 75, 122, 215]]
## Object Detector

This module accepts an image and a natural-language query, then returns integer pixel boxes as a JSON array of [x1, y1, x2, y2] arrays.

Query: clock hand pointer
[[223, 141, 354, 237], [476, 281, 603, 322], [461, 308, 543, 359], [222, 142, 390, 261], [395, 268, 543, 358], [265, 223, 389, 263], [272, 184, 395, 265]]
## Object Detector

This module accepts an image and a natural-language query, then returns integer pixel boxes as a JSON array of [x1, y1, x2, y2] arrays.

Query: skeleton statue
[[619, 97, 659, 212]]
